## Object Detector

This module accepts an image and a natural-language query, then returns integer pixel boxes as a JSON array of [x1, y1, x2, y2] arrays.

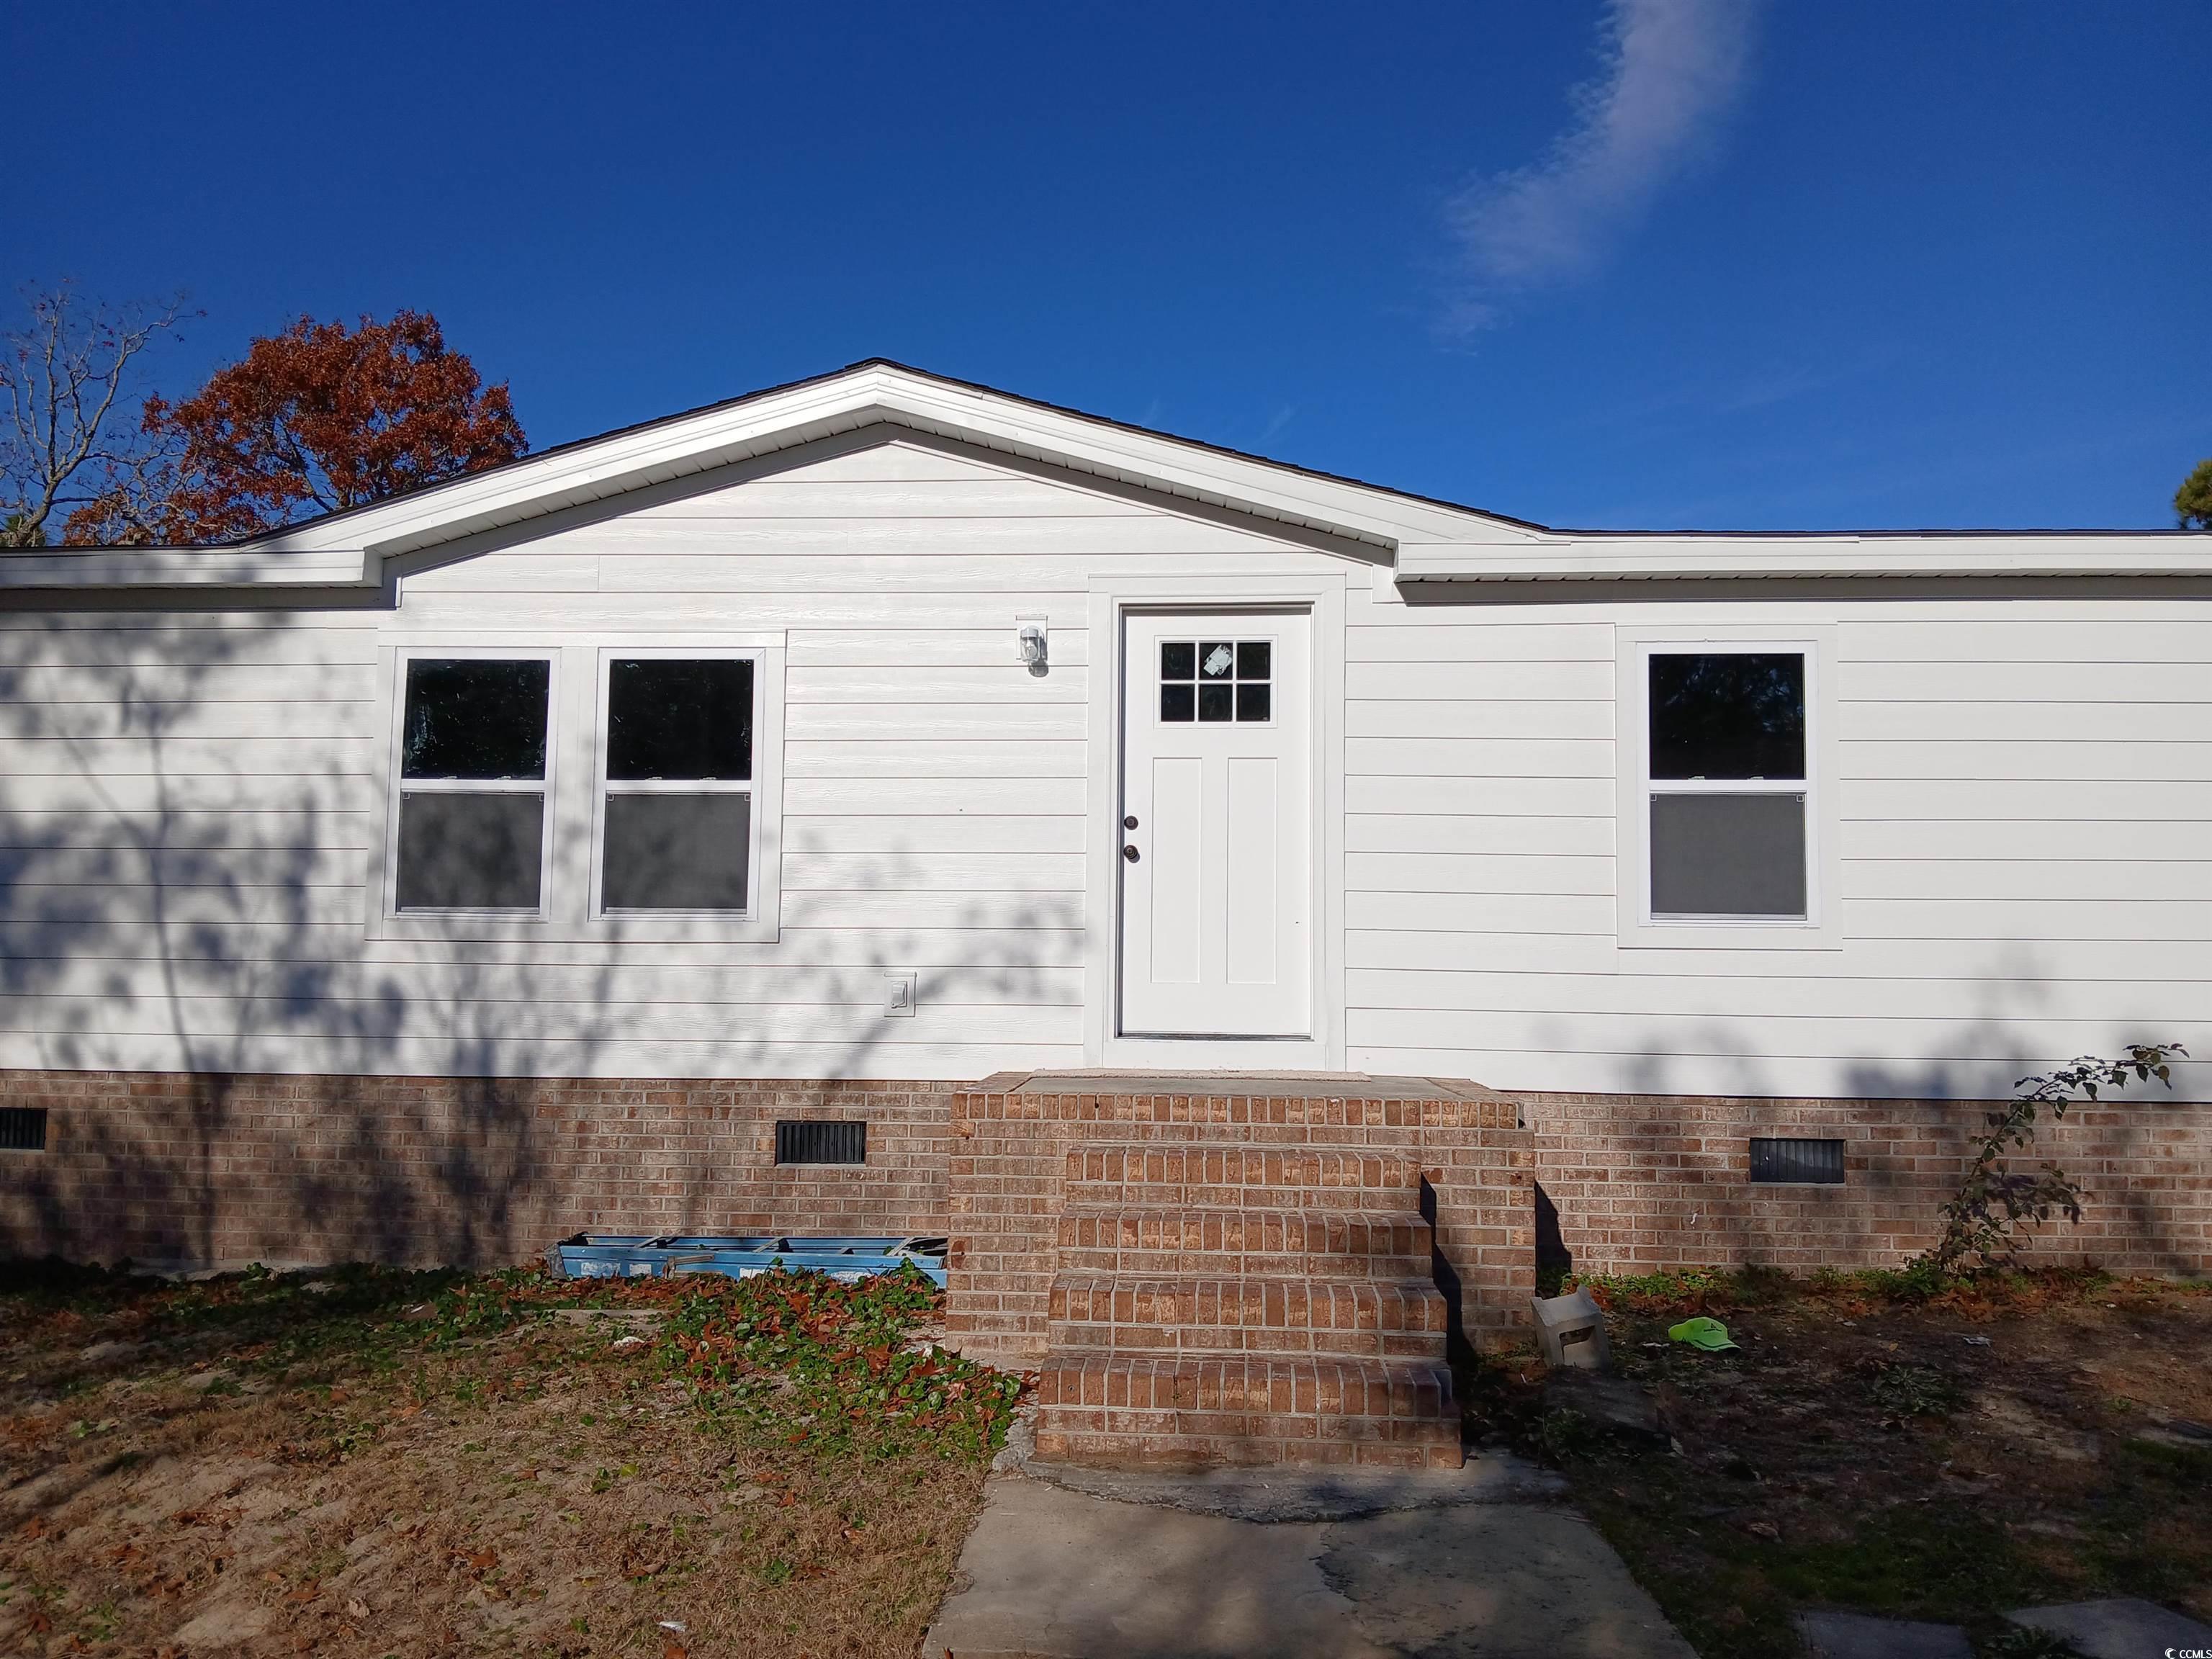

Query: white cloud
[[1445, 0, 1758, 329]]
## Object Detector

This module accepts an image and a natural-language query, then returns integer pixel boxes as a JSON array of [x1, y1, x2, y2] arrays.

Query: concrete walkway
[[924, 1457, 1694, 1659]]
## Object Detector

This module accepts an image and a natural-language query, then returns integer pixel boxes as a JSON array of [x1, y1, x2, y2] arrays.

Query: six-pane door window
[[394, 657, 553, 911], [600, 657, 755, 912], [1645, 650, 1809, 920], [1159, 639, 1271, 723]]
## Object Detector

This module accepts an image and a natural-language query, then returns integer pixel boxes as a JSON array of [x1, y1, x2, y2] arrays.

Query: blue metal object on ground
[[546, 1233, 948, 1287]]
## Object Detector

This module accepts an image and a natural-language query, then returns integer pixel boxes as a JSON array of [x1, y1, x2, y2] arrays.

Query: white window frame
[[364, 631, 786, 944], [381, 646, 560, 921], [1617, 625, 1842, 951], [590, 645, 766, 924]]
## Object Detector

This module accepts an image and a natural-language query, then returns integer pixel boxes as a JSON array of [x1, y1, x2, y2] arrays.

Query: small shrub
[[1921, 1045, 2186, 1276]]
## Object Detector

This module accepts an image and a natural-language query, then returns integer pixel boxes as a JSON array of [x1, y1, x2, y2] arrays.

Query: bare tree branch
[[0, 282, 194, 547]]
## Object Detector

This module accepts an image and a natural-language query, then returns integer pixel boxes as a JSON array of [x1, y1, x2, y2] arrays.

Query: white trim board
[[19, 362, 2211, 595]]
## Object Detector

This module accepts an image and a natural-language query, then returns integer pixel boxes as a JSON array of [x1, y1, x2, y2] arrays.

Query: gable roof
[[4, 359, 2208, 590]]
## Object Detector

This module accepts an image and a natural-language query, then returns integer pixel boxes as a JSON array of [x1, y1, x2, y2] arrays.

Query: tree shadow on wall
[[0, 611, 1078, 1267], [1523, 974, 2208, 1277]]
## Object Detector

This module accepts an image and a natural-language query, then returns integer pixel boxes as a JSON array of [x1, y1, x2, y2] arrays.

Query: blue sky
[[8, 1, 2207, 530]]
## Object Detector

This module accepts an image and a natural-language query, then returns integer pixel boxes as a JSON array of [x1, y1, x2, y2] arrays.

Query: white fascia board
[[0, 547, 371, 588], [1395, 532, 2212, 583], [238, 367, 1544, 565]]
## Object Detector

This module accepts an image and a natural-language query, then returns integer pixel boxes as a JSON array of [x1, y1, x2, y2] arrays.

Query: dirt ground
[[1467, 1267, 2212, 1659], [0, 1262, 1022, 1658]]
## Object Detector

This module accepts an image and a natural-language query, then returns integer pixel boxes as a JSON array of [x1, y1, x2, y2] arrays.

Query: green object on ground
[[1667, 1316, 1738, 1351]]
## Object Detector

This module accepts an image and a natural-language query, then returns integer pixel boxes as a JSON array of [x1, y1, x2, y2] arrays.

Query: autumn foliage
[[66, 310, 524, 544]]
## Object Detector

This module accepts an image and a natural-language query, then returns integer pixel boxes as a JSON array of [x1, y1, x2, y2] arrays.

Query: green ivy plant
[[1921, 1043, 2187, 1274]]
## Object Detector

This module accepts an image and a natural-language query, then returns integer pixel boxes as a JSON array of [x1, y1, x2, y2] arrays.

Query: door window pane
[[1650, 793, 1807, 917], [395, 792, 544, 909], [608, 658, 752, 781], [402, 660, 549, 780], [1157, 637, 1274, 724], [1649, 654, 1804, 780], [603, 793, 751, 911]]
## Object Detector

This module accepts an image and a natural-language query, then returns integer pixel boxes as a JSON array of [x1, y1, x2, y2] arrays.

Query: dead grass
[[0, 1261, 1022, 1658], [1467, 1267, 2212, 1659]]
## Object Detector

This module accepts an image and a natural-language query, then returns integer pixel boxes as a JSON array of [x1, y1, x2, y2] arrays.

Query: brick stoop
[[1033, 1138, 1464, 1468]]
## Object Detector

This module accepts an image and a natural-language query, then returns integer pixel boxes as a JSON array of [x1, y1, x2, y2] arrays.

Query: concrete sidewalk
[[923, 1457, 1694, 1659]]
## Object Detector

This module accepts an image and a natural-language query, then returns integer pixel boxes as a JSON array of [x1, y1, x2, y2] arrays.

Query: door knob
[[1123, 845, 1140, 863], [1123, 814, 1138, 830]]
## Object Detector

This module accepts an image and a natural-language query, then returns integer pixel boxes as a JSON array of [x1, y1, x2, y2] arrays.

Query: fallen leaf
[[347, 1598, 370, 1619]]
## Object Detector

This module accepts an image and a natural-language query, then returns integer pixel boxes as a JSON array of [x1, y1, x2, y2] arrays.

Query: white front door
[[1118, 611, 1311, 1037]]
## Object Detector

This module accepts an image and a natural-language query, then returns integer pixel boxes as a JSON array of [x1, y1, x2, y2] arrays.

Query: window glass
[[1649, 654, 1803, 780], [1650, 793, 1807, 917], [602, 793, 751, 910], [401, 660, 549, 780], [608, 658, 752, 781], [1158, 637, 1273, 724], [395, 793, 544, 909]]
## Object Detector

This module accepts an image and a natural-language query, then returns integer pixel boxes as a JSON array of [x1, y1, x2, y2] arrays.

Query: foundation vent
[[775, 1120, 867, 1166], [1748, 1136, 1845, 1184], [0, 1108, 48, 1152]]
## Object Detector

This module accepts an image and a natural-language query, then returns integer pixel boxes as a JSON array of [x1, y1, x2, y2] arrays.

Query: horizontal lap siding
[[0, 440, 1328, 1080], [1344, 595, 2212, 1102]]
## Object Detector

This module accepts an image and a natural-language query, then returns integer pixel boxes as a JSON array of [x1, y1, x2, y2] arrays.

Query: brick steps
[[1033, 1353, 1461, 1469], [1032, 1138, 1463, 1468], [1063, 1145, 1424, 1211], [1049, 1272, 1447, 1358], [1056, 1207, 1434, 1280]]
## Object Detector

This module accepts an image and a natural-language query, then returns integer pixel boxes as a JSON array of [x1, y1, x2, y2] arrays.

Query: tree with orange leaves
[[66, 310, 525, 544]]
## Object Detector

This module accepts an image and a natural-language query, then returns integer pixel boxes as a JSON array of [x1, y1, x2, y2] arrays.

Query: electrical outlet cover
[[883, 971, 917, 1017]]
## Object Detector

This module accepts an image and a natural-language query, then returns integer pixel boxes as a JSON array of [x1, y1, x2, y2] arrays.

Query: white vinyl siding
[[0, 436, 2205, 1102], [1341, 595, 2212, 1100]]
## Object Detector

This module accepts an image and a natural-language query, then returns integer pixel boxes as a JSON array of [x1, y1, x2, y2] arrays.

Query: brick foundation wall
[[1526, 1090, 2212, 1278], [0, 1069, 954, 1272], [945, 1081, 1536, 1367], [5, 1068, 2200, 1288]]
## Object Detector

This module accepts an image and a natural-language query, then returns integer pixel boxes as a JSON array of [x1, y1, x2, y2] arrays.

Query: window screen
[[1650, 794, 1807, 917], [600, 657, 755, 912], [396, 792, 546, 910], [395, 658, 552, 912], [603, 793, 750, 910], [1645, 651, 1809, 920]]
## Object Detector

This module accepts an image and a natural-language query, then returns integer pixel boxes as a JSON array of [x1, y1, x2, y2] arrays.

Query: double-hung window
[[392, 655, 554, 912], [1619, 631, 1837, 945], [595, 652, 759, 914], [1647, 650, 1807, 919]]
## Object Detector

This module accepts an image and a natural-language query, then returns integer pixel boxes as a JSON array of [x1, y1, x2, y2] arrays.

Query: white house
[[0, 361, 2204, 1457]]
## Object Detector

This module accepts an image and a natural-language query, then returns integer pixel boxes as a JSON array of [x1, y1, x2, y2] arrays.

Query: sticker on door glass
[[1160, 639, 1271, 723]]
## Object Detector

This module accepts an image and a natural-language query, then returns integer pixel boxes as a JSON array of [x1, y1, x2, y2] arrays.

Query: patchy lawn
[[1465, 1267, 2212, 1659], [0, 1260, 1024, 1658]]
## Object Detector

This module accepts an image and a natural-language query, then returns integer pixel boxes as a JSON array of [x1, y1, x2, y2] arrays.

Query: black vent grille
[[775, 1120, 866, 1166], [0, 1109, 48, 1152], [1749, 1136, 1845, 1184]]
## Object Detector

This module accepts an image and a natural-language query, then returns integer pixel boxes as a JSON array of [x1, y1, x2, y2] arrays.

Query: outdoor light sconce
[[1017, 619, 1049, 676]]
